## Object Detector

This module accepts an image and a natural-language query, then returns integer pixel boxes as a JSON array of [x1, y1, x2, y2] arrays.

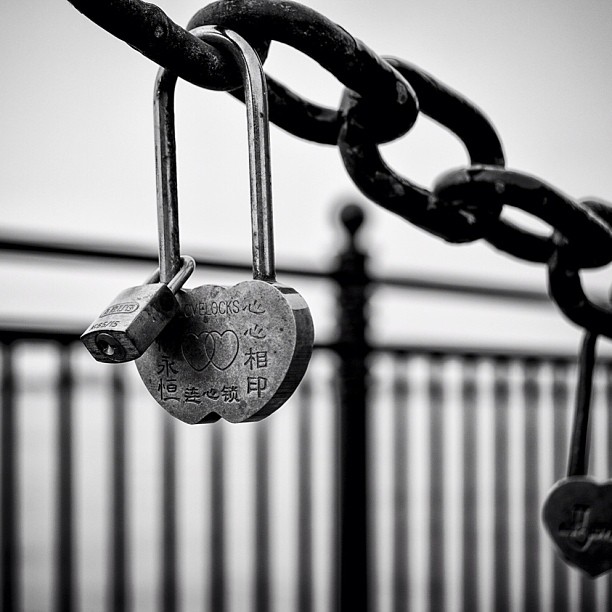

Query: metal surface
[[55, 0, 612, 584], [154, 67, 181, 283], [541, 332, 612, 577], [543, 478, 612, 578], [338, 57, 506, 244], [493, 359, 511, 611], [523, 361, 541, 609], [56, 343, 75, 612], [333, 204, 370, 611], [110, 368, 129, 612], [136, 280, 313, 423], [140, 28, 314, 423], [67, 0, 418, 145], [66, 0, 270, 91], [187, 0, 418, 145], [81, 256, 195, 363], [548, 240, 612, 338], [155, 26, 275, 282], [1, 345, 18, 612], [8, 207, 612, 607], [145, 255, 197, 292], [65, 0, 612, 339], [433, 167, 612, 268], [567, 332, 598, 478]]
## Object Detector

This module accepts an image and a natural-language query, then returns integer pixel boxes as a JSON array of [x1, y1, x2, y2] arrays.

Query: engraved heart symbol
[[136, 280, 314, 424], [208, 330, 239, 370], [542, 477, 612, 577], [181, 331, 215, 371], [181, 330, 239, 371]]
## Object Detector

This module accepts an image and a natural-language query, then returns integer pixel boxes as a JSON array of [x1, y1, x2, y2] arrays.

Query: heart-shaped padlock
[[135, 26, 314, 424], [542, 332, 612, 577]]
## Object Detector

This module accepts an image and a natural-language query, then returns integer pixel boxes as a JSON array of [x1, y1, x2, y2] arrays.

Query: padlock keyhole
[[100, 341, 115, 356], [95, 333, 126, 362]]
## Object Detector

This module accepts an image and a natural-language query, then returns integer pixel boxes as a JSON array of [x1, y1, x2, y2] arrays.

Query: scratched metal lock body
[[81, 256, 194, 363], [137, 281, 312, 423], [136, 26, 314, 423]]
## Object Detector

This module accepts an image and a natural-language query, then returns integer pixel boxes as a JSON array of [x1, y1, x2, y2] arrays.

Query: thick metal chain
[[67, 0, 612, 335]]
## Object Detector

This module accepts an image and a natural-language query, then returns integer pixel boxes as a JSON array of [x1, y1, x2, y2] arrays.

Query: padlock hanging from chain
[[542, 332, 612, 577], [136, 26, 314, 424]]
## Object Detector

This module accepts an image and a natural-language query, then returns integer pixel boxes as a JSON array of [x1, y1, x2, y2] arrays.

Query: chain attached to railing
[[66, 0, 612, 338]]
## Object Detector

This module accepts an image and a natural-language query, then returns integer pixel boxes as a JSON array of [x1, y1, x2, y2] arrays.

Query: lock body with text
[[82, 256, 195, 363], [135, 26, 314, 424]]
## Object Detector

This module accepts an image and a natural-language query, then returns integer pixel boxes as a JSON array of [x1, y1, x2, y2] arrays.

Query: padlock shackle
[[144, 255, 196, 293], [567, 331, 598, 478], [154, 67, 182, 284], [154, 26, 276, 284]]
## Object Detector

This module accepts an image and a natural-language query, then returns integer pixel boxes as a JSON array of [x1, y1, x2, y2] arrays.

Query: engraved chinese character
[[205, 388, 220, 401], [184, 385, 202, 404], [244, 323, 266, 340], [158, 379, 179, 401], [157, 356, 178, 379], [244, 348, 268, 370], [221, 385, 240, 403], [242, 298, 265, 315], [247, 376, 268, 398]]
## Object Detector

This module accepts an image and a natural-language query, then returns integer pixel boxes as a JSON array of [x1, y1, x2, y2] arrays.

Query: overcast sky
[[2, 0, 612, 349]]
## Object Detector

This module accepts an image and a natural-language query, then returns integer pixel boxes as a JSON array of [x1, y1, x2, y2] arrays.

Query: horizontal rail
[[369, 342, 612, 363], [0, 235, 328, 280], [0, 325, 606, 364], [0, 322, 84, 344], [0, 234, 582, 305], [374, 273, 553, 304]]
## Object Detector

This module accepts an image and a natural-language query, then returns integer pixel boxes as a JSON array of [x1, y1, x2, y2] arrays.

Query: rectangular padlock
[[81, 283, 178, 363], [81, 256, 195, 363]]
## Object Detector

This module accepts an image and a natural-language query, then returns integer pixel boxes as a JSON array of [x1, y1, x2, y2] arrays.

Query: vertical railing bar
[[428, 355, 445, 612], [551, 361, 569, 612], [461, 357, 478, 612], [493, 358, 510, 612], [255, 419, 271, 612], [334, 205, 370, 612], [604, 363, 612, 610], [523, 360, 540, 612], [579, 363, 597, 612], [579, 562, 598, 607], [56, 342, 76, 612], [391, 356, 409, 612], [160, 416, 177, 612], [389, 356, 409, 612], [607, 365, 612, 611], [330, 366, 341, 612], [109, 366, 129, 612], [209, 426, 226, 612], [1, 342, 19, 612], [297, 379, 314, 612], [336, 356, 369, 612]]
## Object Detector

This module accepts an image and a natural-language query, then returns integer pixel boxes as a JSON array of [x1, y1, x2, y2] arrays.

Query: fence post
[[56, 342, 76, 612], [1, 343, 18, 612], [332, 203, 372, 612]]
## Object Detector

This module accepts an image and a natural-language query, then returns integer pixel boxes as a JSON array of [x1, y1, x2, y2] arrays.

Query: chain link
[[337, 57, 506, 244], [432, 167, 612, 269], [549, 242, 612, 338], [187, 0, 419, 144], [66, 0, 612, 336]]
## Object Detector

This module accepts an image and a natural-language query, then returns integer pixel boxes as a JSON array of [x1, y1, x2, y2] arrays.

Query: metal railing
[[2, 204, 611, 611]]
